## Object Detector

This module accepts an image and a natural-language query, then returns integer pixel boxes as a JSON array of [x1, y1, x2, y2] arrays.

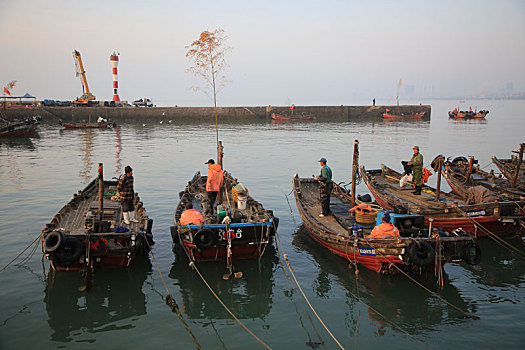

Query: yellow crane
[[72, 50, 96, 104]]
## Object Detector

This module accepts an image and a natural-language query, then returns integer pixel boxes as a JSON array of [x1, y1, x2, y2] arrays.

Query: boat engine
[[389, 213, 425, 237]]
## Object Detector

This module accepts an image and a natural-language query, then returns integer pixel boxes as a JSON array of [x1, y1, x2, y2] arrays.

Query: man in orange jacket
[[205, 159, 224, 209], [180, 202, 204, 225], [366, 212, 400, 239]]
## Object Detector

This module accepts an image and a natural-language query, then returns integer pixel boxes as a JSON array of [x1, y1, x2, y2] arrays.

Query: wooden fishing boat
[[448, 110, 489, 119], [293, 174, 480, 274], [443, 156, 525, 201], [360, 164, 525, 236], [61, 122, 116, 129], [171, 171, 278, 275], [0, 116, 40, 137], [42, 164, 153, 272], [492, 145, 525, 186], [382, 111, 425, 119], [271, 112, 313, 121]]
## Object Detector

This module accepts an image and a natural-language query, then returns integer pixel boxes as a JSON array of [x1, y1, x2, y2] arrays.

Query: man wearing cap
[[117, 165, 139, 225], [408, 146, 423, 195], [205, 159, 224, 210], [367, 212, 400, 239], [314, 157, 333, 217]]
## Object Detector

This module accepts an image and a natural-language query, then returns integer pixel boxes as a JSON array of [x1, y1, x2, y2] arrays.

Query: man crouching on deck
[[367, 212, 400, 239]]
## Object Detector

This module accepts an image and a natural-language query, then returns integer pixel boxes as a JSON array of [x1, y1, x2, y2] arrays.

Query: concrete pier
[[5, 105, 431, 124]]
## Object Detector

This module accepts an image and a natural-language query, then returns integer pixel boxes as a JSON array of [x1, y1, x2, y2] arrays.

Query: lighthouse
[[110, 52, 120, 101]]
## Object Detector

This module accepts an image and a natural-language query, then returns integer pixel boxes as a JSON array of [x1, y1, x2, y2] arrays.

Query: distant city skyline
[[1, 0, 524, 106]]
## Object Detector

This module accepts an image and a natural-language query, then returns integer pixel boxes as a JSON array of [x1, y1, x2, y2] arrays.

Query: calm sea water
[[1, 100, 524, 349]]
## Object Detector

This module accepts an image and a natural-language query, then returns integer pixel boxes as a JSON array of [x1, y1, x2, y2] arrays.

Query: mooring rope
[[452, 205, 525, 260], [361, 236, 480, 320], [273, 223, 327, 349], [275, 231, 345, 350], [188, 261, 273, 350], [142, 235, 203, 350], [0, 233, 42, 273]]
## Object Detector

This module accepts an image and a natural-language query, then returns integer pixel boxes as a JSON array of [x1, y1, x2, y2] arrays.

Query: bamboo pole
[[98, 163, 104, 233], [465, 156, 474, 184], [351, 140, 359, 208], [435, 158, 442, 200], [511, 143, 524, 188]]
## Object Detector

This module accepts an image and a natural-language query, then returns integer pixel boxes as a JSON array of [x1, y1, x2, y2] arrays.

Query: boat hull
[[383, 112, 424, 119]]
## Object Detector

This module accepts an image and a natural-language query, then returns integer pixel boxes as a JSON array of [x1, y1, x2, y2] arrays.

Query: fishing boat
[[360, 164, 525, 236], [448, 110, 489, 119], [0, 116, 40, 137], [492, 144, 525, 186], [382, 111, 425, 119], [61, 121, 116, 129], [42, 164, 153, 273], [171, 170, 278, 276], [293, 174, 480, 274], [442, 156, 525, 201], [270, 112, 313, 121]]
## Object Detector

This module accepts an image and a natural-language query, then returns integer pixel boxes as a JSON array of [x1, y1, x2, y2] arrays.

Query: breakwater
[[6, 104, 430, 123]]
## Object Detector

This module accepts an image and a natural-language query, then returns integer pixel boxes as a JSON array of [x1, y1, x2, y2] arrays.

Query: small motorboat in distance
[[448, 109, 489, 119], [383, 110, 425, 119], [271, 112, 313, 122]]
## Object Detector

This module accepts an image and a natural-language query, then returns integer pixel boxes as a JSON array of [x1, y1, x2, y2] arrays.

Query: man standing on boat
[[118, 165, 138, 225], [314, 157, 333, 217], [205, 159, 224, 211], [408, 146, 423, 195], [367, 212, 400, 239]]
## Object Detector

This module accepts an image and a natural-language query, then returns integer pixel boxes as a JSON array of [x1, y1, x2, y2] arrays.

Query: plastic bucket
[[237, 195, 247, 210]]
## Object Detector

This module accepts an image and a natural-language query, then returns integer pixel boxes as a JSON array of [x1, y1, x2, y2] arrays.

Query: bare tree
[[186, 29, 231, 159]]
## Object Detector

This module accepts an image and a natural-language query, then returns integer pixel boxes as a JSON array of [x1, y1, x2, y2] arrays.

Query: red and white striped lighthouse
[[110, 52, 120, 101]]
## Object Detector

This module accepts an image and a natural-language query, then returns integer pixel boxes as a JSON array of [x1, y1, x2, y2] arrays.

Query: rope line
[[142, 235, 203, 350], [452, 205, 525, 260], [188, 261, 272, 350], [0, 233, 42, 273], [275, 231, 345, 350], [273, 226, 327, 349], [360, 236, 479, 320]]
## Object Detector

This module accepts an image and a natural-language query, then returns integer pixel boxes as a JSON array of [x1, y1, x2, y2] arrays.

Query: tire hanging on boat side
[[464, 242, 481, 265], [54, 236, 84, 267], [44, 230, 65, 253], [194, 228, 217, 249], [409, 240, 435, 266]]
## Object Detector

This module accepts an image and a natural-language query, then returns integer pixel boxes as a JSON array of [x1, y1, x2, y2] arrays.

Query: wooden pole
[[218, 141, 224, 167], [98, 163, 104, 229], [465, 156, 474, 184], [435, 157, 443, 201], [351, 140, 359, 209], [511, 143, 524, 188]]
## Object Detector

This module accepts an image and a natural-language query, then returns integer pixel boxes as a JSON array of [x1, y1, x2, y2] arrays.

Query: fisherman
[[366, 212, 400, 239], [117, 165, 138, 225], [407, 146, 423, 195], [314, 157, 333, 217], [180, 202, 204, 225], [348, 202, 373, 214], [205, 159, 224, 210]]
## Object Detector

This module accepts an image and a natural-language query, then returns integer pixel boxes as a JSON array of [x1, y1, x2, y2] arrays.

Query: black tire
[[54, 236, 84, 267], [135, 234, 150, 256], [146, 218, 153, 235], [170, 226, 180, 245], [409, 241, 435, 266], [44, 230, 64, 253], [464, 242, 481, 265], [194, 228, 217, 249]]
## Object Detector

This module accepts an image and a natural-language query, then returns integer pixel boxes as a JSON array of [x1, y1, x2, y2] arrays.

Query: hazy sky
[[1, 0, 524, 106]]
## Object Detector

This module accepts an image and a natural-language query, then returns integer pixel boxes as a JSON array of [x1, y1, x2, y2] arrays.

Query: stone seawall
[[5, 105, 431, 123]]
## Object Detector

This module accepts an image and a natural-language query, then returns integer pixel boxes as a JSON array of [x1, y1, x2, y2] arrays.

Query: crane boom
[[72, 50, 96, 103]]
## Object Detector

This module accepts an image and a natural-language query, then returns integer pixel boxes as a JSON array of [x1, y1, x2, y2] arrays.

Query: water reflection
[[292, 226, 475, 335], [449, 119, 488, 125], [169, 244, 278, 320], [115, 126, 122, 174], [79, 129, 95, 179], [0, 137, 36, 150], [44, 258, 151, 343]]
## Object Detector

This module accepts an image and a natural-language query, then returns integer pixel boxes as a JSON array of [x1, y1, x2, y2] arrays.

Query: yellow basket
[[355, 208, 378, 225]]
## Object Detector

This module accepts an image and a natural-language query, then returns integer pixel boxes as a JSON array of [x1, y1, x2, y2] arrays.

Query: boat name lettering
[[466, 210, 486, 217], [359, 248, 376, 256]]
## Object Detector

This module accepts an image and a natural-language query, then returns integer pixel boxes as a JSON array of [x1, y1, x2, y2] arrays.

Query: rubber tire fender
[[170, 226, 180, 245], [44, 230, 65, 253], [409, 240, 435, 266], [464, 242, 481, 265], [194, 228, 218, 249], [55, 236, 84, 267]]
